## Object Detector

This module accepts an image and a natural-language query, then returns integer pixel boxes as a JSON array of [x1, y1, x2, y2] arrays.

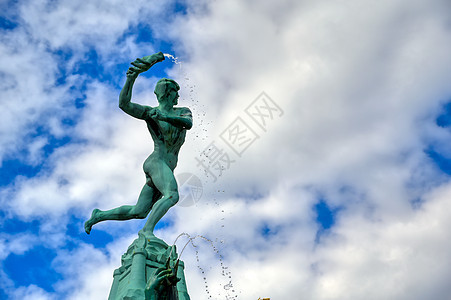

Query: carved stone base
[[108, 231, 190, 300]]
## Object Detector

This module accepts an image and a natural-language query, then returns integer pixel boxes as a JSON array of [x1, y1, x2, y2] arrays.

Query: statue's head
[[154, 78, 180, 106]]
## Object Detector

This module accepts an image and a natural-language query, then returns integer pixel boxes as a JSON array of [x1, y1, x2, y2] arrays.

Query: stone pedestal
[[108, 231, 190, 300]]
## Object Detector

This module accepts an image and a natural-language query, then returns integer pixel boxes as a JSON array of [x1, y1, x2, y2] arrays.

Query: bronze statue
[[85, 52, 192, 237]]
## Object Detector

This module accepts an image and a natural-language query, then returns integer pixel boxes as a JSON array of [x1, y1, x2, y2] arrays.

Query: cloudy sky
[[1, 0, 451, 299]]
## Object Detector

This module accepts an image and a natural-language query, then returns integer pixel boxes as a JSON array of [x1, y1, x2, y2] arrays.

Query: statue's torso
[[144, 107, 189, 170]]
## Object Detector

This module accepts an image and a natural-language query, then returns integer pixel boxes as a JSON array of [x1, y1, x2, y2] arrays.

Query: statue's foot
[[84, 208, 100, 234]]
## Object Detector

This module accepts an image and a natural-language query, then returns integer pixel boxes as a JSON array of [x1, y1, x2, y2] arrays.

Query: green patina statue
[[84, 52, 192, 236], [84, 52, 192, 300]]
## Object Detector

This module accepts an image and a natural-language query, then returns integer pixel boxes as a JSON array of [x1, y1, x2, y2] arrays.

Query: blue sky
[[1, 0, 451, 299]]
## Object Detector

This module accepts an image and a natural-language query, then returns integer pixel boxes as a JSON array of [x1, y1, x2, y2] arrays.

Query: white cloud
[[307, 181, 451, 300], [18, 0, 168, 56], [10, 285, 54, 300], [0, 233, 39, 260], [0, 27, 73, 164]]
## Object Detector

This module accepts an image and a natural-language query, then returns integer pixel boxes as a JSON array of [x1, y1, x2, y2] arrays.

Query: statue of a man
[[84, 52, 192, 235]]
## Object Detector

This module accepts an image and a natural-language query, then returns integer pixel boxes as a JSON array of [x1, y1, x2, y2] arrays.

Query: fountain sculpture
[[85, 52, 192, 300]]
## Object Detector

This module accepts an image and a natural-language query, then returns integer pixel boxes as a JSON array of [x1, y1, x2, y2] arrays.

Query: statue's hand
[[130, 58, 152, 74], [145, 267, 179, 297], [126, 67, 139, 79], [146, 267, 172, 292]]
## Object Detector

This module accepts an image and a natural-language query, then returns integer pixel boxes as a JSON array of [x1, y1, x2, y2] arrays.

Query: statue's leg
[[141, 162, 179, 234], [84, 184, 161, 234]]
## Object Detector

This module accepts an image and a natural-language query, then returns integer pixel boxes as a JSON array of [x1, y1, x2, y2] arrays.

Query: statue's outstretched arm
[[150, 107, 193, 129]]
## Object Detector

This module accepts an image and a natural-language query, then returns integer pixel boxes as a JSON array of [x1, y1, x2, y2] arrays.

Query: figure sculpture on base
[[84, 52, 192, 300]]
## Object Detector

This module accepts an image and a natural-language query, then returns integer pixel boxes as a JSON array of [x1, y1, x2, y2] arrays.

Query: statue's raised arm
[[118, 52, 166, 119]]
